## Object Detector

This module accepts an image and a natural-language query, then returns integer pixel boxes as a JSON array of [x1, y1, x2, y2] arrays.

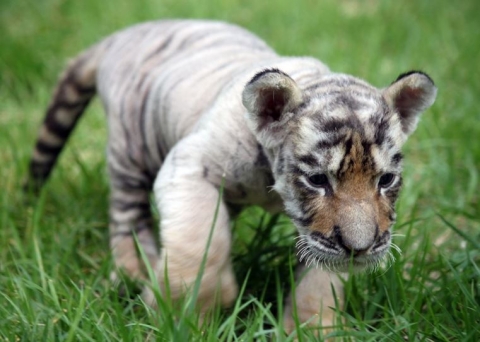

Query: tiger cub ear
[[383, 71, 437, 137], [242, 68, 303, 148]]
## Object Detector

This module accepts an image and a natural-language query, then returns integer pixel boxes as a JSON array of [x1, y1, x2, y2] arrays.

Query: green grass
[[1, 0, 479, 340]]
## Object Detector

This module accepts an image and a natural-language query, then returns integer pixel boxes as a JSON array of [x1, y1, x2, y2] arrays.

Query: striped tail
[[26, 45, 102, 192]]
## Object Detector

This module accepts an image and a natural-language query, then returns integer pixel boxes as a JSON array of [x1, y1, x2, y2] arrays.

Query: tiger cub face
[[242, 69, 437, 271]]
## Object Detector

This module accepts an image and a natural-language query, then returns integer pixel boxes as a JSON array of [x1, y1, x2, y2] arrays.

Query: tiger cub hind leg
[[108, 171, 159, 284]]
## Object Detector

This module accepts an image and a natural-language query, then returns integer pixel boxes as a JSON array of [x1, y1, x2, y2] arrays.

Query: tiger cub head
[[242, 68, 437, 271]]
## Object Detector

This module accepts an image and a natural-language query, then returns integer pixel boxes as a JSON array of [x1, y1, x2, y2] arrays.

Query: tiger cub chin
[[26, 19, 436, 330]]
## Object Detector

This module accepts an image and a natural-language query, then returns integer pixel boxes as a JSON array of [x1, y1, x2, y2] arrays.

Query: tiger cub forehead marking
[[293, 76, 403, 176]]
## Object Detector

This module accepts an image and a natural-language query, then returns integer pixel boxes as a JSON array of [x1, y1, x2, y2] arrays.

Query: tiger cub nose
[[333, 225, 376, 256]]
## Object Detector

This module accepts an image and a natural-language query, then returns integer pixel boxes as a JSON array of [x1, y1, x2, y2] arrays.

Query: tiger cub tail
[[25, 44, 105, 192]]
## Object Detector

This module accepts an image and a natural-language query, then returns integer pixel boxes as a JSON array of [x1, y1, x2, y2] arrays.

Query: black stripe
[[73, 83, 95, 96], [203, 166, 209, 178], [375, 230, 391, 246], [305, 79, 337, 92], [44, 114, 71, 140], [118, 99, 144, 171], [333, 225, 351, 253], [110, 220, 153, 237], [138, 88, 158, 174], [54, 99, 89, 111], [320, 119, 347, 133], [316, 134, 344, 150], [30, 159, 54, 169], [292, 98, 311, 114], [30, 159, 54, 177], [305, 78, 372, 93], [44, 100, 89, 139], [176, 28, 224, 51], [361, 141, 373, 170], [276, 142, 286, 176], [298, 154, 318, 167], [384, 177, 402, 203], [247, 68, 290, 85], [255, 143, 270, 168], [310, 231, 337, 249], [309, 89, 377, 103], [343, 137, 353, 156], [293, 179, 317, 196], [392, 152, 403, 165], [393, 70, 434, 86], [388, 212, 396, 223], [143, 32, 176, 62], [111, 199, 151, 213], [374, 117, 390, 145], [184, 37, 271, 56], [337, 137, 353, 178], [109, 171, 151, 191], [289, 165, 304, 176], [35, 141, 63, 155], [164, 60, 234, 106], [63, 74, 96, 96], [291, 214, 313, 227], [373, 225, 380, 241]]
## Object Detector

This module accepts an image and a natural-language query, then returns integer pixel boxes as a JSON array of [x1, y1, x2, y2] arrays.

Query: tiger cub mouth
[[295, 231, 395, 272]]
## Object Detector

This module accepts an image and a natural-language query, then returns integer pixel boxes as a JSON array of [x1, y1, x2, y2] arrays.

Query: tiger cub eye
[[378, 173, 395, 188], [307, 174, 329, 187]]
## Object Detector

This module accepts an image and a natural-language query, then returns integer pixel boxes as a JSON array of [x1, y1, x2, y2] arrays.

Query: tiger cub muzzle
[[295, 188, 396, 271]]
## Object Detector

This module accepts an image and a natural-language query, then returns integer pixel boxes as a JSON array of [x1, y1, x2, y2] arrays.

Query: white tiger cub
[[26, 19, 437, 330]]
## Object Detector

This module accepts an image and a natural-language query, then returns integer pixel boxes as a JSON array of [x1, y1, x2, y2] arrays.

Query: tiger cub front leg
[[284, 264, 344, 334], [142, 143, 238, 311]]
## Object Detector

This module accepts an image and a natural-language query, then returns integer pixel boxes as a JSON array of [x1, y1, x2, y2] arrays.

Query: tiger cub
[[26, 20, 437, 330]]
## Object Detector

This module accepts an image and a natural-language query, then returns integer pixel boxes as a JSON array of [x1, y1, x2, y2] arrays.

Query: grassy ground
[[1, 0, 479, 340]]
